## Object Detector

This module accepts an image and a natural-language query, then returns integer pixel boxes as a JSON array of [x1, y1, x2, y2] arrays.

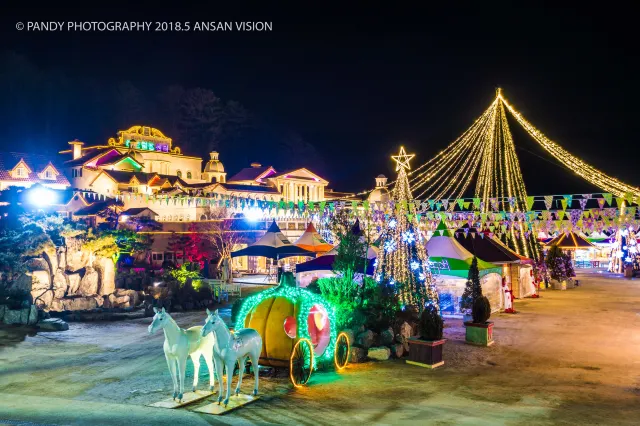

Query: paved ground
[[1, 271, 639, 425]]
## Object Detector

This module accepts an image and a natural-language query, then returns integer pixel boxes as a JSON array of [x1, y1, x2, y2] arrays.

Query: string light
[[374, 147, 440, 310], [236, 281, 338, 363]]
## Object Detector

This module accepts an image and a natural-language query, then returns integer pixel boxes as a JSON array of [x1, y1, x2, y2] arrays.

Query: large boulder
[[66, 248, 89, 272], [380, 327, 395, 346], [43, 246, 58, 273], [356, 330, 376, 350], [13, 274, 34, 293], [368, 346, 391, 361], [57, 247, 67, 271], [349, 347, 367, 363], [49, 296, 98, 312], [20, 305, 38, 325], [26, 258, 49, 272], [390, 343, 405, 358], [38, 318, 69, 332], [2, 308, 24, 325], [52, 270, 69, 299], [33, 290, 54, 309], [67, 273, 81, 295], [31, 270, 51, 291], [94, 257, 115, 296], [78, 268, 99, 296], [340, 330, 355, 348], [115, 289, 140, 307]]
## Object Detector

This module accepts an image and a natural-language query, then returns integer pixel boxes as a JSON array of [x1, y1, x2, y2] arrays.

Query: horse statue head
[[201, 308, 222, 337], [148, 307, 170, 334]]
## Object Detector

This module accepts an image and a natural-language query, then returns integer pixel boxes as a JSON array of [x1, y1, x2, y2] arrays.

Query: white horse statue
[[201, 308, 262, 406], [148, 307, 216, 402]]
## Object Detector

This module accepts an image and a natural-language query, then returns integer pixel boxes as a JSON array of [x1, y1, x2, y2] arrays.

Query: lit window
[[16, 167, 26, 177], [176, 170, 182, 178], [45, 170, 54, 179], [187, 171, 192, 179]]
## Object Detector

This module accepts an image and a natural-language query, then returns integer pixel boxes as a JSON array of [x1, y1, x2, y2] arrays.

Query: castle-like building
[[58, 125, 343, 224]]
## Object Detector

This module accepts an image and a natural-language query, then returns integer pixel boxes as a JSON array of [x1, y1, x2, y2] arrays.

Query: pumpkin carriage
[[235, 273, 350, 386]]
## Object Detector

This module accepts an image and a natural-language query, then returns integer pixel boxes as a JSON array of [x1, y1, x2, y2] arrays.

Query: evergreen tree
[[374, 148, 439, 312], [461, 256, 482, 313]]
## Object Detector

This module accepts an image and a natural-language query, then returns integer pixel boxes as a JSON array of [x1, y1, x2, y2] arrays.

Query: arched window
[[186, 171, 192, 179], [176, 170, 182, 178], [200, 214, 207, 221], [186, 214, 190, 221]]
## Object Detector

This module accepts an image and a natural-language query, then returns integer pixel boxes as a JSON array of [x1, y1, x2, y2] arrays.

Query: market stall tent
[[231, 220, 315, 260], [426, 222, 503, 316], [455, 227, 536, 298], [295, 225, 377, 287], [294, 223, 334, 253]]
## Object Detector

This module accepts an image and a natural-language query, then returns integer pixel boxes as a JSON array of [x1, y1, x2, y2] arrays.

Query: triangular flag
[[616, 197, 624, 207], [526, 196, 535, 211], [544, 195, 553, 210], [603, 193, 612, 205]]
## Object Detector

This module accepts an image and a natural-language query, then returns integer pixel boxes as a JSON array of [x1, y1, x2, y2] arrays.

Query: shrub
[[306, 278, 321, 294], [231, 298, 244, 325], [419, 303, 443, 341], [472, 296, 491, 324], [461, 256, 482, 313]]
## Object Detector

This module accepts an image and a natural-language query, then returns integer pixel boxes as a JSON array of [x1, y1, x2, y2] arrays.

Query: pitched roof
[[121, 207, 158, 216], [227, 166, 276, 183], [455, 227, 526, 263], [63, 148, 111, 166], [0, 152, 70, 187], [73, 199, 121, 216], [218, 183, 280, 194], [93, 170, 187, 187], [545, 231, 594, 249]]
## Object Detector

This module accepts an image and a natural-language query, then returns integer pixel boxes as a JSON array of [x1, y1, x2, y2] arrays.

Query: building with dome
[[367, 174, 390, 204], [201, 151, 227, 183], [58, 125, 334, 226]]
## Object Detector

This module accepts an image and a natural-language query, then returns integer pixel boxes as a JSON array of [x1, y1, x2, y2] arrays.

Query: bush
[[231, 298, 244, 325], [419, 303, 443, 341], [306, 278, 321, 294], [472, 296, 491, 324]]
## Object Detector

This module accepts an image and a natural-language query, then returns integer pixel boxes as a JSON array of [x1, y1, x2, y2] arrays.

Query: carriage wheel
[[334, 332, 350, 371], [289, 338, 314, 387]]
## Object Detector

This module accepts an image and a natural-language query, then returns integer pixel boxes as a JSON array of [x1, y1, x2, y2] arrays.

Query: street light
[[27, 186, 57, 207]]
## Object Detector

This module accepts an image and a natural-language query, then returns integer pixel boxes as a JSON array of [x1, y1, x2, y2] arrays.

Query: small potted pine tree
[[407, 302, 445, 368], [463, 257, 494, 346], [546, 245, 568, 290], [562, 252, 576, 289], [460, 256, 481, 321]]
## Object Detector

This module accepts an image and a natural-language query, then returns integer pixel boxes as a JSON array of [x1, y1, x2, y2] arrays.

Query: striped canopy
[[231, 220, 315, 259], [294, 223, 334, 253], [427, 222, 502, 278]]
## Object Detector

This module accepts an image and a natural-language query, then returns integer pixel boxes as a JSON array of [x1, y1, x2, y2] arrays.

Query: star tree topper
[[392, 146, 415, 171]]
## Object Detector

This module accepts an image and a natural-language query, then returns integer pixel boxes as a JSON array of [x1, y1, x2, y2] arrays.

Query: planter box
[[550, 279, 568, 290], [464, 321, 494, 346], [406, 338, 445, 369]]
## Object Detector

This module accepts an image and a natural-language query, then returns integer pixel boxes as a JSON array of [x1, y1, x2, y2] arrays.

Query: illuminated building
[[0, 152, 70, 190]]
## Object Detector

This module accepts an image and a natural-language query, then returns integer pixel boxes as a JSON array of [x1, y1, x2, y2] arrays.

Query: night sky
[[1, 4, 638, 196]]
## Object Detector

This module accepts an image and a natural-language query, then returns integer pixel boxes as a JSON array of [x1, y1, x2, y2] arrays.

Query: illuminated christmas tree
[[374, 147, 439, 312]]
